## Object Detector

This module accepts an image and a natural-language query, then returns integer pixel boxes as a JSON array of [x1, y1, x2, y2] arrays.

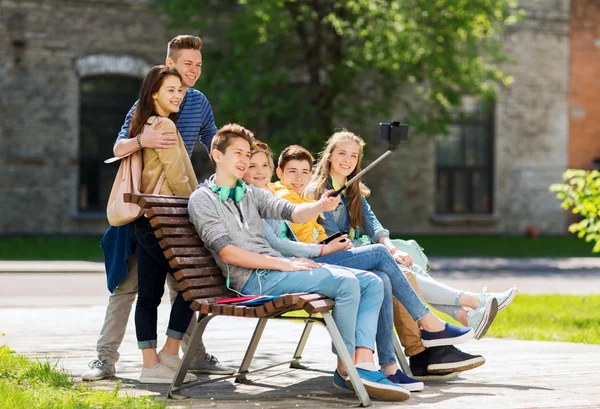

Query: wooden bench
[[125, 193, 410, 407]]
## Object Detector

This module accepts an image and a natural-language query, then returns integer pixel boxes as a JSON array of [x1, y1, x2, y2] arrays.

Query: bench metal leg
[[393, 332, 412, 376], [168, 314, 215, 399], [235, 318, 268, 383], [290, 319, 315, 369], [322, 312, 371, 407]]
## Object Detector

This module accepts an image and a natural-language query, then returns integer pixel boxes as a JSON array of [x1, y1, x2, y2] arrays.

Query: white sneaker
[[140, 363, 177, 384], [468, 297, 498, 340], [81, 359, 115, 381], [480, 287, 518, 311], [158, 351, 196, 383]]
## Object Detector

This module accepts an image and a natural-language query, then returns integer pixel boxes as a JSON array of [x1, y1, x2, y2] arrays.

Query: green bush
[[550, 169, 600, 252]]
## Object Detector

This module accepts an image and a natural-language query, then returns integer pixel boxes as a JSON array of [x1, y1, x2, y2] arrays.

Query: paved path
[[1, 269, 600, 408]]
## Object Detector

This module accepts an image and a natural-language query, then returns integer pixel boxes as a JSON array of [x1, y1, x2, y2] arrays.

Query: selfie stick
[[331, 150, 394, 197]]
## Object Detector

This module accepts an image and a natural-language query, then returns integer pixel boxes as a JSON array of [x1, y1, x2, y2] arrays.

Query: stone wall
[[0, 0, 168, 234], [494, 0, 571, 235], [362, 0, 572, 236], [0, 0, 579, 236]]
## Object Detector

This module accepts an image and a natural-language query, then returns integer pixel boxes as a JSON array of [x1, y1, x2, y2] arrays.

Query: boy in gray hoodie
[[188, 123, 412, 402]]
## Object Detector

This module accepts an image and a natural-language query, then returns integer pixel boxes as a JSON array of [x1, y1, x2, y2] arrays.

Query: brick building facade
[[0, 0, 598, 236]]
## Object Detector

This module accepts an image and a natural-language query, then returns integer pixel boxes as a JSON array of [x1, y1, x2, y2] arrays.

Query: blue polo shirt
[[102, 87, 217, 292]]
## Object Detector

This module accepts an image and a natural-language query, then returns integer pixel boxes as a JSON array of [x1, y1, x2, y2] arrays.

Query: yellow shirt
[[270, 181, 327, 244]]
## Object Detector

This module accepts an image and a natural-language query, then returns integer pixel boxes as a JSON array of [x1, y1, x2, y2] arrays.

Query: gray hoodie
[[188, 179, 295, 291]]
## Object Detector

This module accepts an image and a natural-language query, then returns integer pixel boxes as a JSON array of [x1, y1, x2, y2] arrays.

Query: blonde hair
[[167, 35, 202, 61], [310, 131, 370, 228]]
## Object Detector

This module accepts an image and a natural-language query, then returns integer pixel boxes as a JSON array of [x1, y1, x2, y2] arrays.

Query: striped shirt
[[116, 87, 217, 156]]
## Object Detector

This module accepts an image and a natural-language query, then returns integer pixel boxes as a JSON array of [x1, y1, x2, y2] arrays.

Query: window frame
[[435, 105, 495, 215]]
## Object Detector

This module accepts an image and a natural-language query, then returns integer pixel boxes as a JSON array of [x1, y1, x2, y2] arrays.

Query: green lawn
[[0, 235, 598, 261], [286, 294, 600, 345], [446, 294, 600, 344], [0, 345, 164, 409]]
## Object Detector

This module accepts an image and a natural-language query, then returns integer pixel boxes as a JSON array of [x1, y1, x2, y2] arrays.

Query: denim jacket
[[261, 219, 322, 259], [100, 224, 135, 293], [305, 177, 390, 247]]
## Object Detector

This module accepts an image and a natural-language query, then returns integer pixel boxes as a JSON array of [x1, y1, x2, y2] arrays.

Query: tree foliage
[[153, 0, 521, 152], [550, 170, 600, 253]]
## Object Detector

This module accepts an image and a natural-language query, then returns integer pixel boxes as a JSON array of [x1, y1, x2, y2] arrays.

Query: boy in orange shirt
[[271, 145, 327, 243]]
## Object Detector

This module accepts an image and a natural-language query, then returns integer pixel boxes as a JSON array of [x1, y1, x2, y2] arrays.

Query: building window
[[435, 102, 494, 214], [79, 75, 141, 212]]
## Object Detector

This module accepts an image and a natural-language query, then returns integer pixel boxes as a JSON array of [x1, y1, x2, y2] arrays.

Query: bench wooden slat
[[199, 303, 211, 314], [146, 207, 189, 218], [191, 297, 232, 312], [297, 294, 329, 308], [169, 256, 217, 269], [155, 227, 197, 239], [164, 247, 210, 260], [183, 287, 234, 302], [222, 305, 234, 315], [234, 306, 247, 317], [150, 216, 192, 228], [254, 305, 266, 317], [178, 276, 226, 291], [244, 308, 256, 318], [173, 267, 222, 281], [211, 305, 224, 315], [159, 237, 203, 249], [305, 299, 335, 314], [138, 196, 189, 208], [123, 193, 140, 204]]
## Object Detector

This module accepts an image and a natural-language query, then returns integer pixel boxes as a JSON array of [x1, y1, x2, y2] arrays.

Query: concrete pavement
[[1, 260, 600, 408]]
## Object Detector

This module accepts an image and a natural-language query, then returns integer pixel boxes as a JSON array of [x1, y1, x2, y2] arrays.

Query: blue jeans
[[242, 265, 383, 356], [315, 244, 430, 366]]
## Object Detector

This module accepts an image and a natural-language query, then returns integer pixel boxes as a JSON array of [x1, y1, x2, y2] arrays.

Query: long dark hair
[[129, 65, 182, 139]]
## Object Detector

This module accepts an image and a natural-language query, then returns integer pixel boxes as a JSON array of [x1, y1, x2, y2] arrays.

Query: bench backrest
[[126, 193, 237, 309]]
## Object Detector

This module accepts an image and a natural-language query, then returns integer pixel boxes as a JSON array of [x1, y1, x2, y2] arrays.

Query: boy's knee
[[336, 274, 361, 298], [362, 272, 384, 301]]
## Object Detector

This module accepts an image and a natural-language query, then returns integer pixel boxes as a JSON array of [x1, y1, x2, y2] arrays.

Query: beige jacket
[[140, 116, 198, 197]]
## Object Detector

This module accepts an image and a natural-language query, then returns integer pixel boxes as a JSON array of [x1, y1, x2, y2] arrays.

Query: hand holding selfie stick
[[331, 122, 409, 197]]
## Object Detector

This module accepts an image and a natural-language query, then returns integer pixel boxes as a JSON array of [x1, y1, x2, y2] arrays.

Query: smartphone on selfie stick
[[330, 122, 409, 198]]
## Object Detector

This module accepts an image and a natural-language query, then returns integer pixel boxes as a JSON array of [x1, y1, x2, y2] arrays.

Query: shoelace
[[204, 354, 220, 364], [88, 359, 106, 369]]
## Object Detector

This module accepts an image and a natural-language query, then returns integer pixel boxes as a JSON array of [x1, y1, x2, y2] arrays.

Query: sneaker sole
[[474, 297, 498, 340], [333, 380, 353, 392], [412, 371, 461, 381], [139, 375, 196, 384], [345, 379, 411, 402], [428, 356, 485, 374], [139, 377, 174, 384], [421, 328, 475, 348], [81, 373, 115, 381], [498, 287, 518, 311], [189, 368, 236, 375], [397, 381, 425, 392]]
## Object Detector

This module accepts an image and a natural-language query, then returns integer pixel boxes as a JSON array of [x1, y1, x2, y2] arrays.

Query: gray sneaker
[[81, 359, 115, 381], [468, 297, 499, 340], [188, 353, 236, 375]]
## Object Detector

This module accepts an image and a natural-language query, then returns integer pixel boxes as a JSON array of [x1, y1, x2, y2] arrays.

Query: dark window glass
[[79, 75, 141, 212], [435, 102, 494, 214]]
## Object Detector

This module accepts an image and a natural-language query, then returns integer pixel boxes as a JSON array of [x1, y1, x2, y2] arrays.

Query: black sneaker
[[427, 346, 485, 374], [409, 349, 461, 381]]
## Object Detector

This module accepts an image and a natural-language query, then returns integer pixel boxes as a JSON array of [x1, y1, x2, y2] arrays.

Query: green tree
[[550, 170, 600, 253], [154, 0, 521, 152]]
